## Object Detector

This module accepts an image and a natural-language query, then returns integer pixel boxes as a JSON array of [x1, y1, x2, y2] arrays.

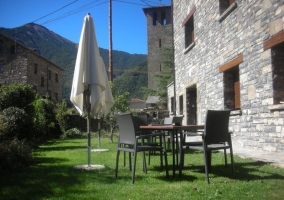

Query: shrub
[[0, 107, 34, 140], [0, 138, 33, 172], [33, 97, 58, 138], [60, 128, 84, 139], [54, 100, 69, 133], [0, 84, 36, 115]]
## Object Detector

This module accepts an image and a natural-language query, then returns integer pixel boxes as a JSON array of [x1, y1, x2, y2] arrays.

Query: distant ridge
[[0, 23, 147, 100]]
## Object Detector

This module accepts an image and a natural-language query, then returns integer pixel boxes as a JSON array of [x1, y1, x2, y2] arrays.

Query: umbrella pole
[[87, 113, 91, 166], [98, 118, 101, 149]]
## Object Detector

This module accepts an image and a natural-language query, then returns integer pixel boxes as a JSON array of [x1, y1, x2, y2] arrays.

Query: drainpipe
[[171, 0, 176, 115]]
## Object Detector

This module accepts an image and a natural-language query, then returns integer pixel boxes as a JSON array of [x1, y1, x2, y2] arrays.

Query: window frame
[[219, 54, 243, 111], [55, 73, 58, 83], [34, 63, 38, 74], [182, 6, 196, 53], [41, 76, 45, 87]]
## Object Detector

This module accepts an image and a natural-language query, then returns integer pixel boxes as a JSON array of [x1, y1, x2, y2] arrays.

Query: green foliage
[[144, 47, 174, 102], [60, 128, 84, 139], [0, 138, 33, 172], [0, 83, 36, 115], [1, 107, 35, 140], [33, 97, 59, 138], [104, 82, 130, 142], [54, 100, 69, 133]]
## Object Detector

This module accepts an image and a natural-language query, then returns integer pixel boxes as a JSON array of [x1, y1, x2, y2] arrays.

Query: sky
[[0, 0, 171, 55]]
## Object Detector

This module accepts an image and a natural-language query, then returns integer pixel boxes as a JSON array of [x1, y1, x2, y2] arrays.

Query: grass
[[1, 136, 284, 200]]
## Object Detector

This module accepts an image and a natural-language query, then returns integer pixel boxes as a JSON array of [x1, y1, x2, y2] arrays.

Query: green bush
[[60, 128, 84, 139], [0, 138, 33, 172], [33, 97, 60, 138], [0, 84, 36, 115], [0, 107, 34, 140]]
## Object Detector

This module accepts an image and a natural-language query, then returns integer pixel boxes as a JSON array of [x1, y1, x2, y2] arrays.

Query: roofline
[[142, 5, 171, 15], [0, 33, 64, 71]]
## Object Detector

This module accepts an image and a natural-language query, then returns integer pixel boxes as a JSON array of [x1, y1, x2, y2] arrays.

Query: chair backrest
[[204, 110, 231, 144], [164, 117, 173, 125], [132, 114, 148, 134], [172, 115, 183, 125], [115, 113, 136, 145]]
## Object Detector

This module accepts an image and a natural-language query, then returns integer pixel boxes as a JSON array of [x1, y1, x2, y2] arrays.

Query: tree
[[143, 47, 174, 103], [104, 82, 130, 143]]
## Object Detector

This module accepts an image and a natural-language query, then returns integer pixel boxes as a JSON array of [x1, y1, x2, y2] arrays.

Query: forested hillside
[[0, 23, 148, 101]]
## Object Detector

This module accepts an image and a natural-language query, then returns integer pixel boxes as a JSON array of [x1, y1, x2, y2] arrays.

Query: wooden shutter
[[234, 81, 240, 109]]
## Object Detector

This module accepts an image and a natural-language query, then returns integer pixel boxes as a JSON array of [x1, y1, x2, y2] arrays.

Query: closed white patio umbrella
[[70, 13, 114, 169]]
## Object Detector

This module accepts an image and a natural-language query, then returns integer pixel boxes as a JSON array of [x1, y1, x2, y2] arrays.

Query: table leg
[[171, 130, 176, 177]]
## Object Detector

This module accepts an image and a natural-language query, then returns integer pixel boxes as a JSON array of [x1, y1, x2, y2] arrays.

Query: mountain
[[0, 23, 148, 101]]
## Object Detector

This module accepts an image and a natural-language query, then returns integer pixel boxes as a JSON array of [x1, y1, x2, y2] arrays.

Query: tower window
[[161, 11, 167, 25], [153, 12, 158, 25]]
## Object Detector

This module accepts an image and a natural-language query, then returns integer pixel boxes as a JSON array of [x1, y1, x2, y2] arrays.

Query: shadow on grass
[[0, 163, 117, 200], [177, 150, 284, 182]]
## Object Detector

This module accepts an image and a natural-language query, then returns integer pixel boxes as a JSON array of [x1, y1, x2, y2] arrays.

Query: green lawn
[[1, 137, 284, 200]]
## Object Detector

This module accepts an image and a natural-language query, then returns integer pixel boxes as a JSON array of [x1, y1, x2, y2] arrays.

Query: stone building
[[0, 33, 64, 102], [143, 5, 173, 90], [168, 0, 284, 153]]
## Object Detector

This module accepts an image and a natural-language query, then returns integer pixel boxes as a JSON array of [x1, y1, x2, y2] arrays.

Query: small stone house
[[128, 98, 146, 109], [0, 33, 64, 102], [168, 0, 284, 153]]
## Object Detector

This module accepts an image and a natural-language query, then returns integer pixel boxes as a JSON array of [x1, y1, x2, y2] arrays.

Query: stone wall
[[0, 34, 63, 102], [172, 0, 284, 153], [144, 6, 173, 90]]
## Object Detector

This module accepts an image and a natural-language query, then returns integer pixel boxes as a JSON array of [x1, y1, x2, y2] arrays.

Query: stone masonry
[[143, 6, 173, 90], [0, 33, 64, 102], [168, 0, 284, 153]]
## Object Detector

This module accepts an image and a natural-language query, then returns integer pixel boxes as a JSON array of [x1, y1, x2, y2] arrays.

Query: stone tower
[[143, 5, 172, 90]]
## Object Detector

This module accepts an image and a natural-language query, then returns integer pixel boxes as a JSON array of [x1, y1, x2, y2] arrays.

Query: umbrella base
[[91, 148, 109, 152], [74, 164, 105, 170]]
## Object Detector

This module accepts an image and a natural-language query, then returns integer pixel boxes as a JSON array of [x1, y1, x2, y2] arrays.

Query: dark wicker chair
[[115, 113, 169, 184], [180, 110, 235, 183]]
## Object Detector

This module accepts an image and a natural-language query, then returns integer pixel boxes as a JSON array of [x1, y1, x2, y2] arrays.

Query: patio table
[[139, 124, 204, 177]]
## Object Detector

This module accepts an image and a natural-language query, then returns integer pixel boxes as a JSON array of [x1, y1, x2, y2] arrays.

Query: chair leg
[[224, 148, 228, 167], [203, 150, 210, 184], [229, 146, 235, 178], [129, 152, 132, 170], [123, 151, 126, 167], [132, 151, 137, 184], [115, 150, 120, 179], [142, 151, 147, 173], [162, 134, 169, 178]]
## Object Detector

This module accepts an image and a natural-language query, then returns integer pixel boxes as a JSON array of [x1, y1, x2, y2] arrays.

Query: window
[[48, 70, 51, 80], [153, 12, 158, 26], [171, 97, 174, 114], [179, 95, 183, 115], [159, 39, 161, 48], [34, 64, 38, 74], [55, 92, 58, 101], [55, 73, 58, 83], [11, 45, 17, 54], [0, 64, 2, 73], [218, 0, 237, 22], [219, 0, 235, 15], [161, 11, 167, 25], [41, 76, 44, 87], [182, 7, 196, 50], [219, 54, 243, 110], [263, 31, 284, 104], [185, 17, 194, 48], [271, 43, 284, 104]]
